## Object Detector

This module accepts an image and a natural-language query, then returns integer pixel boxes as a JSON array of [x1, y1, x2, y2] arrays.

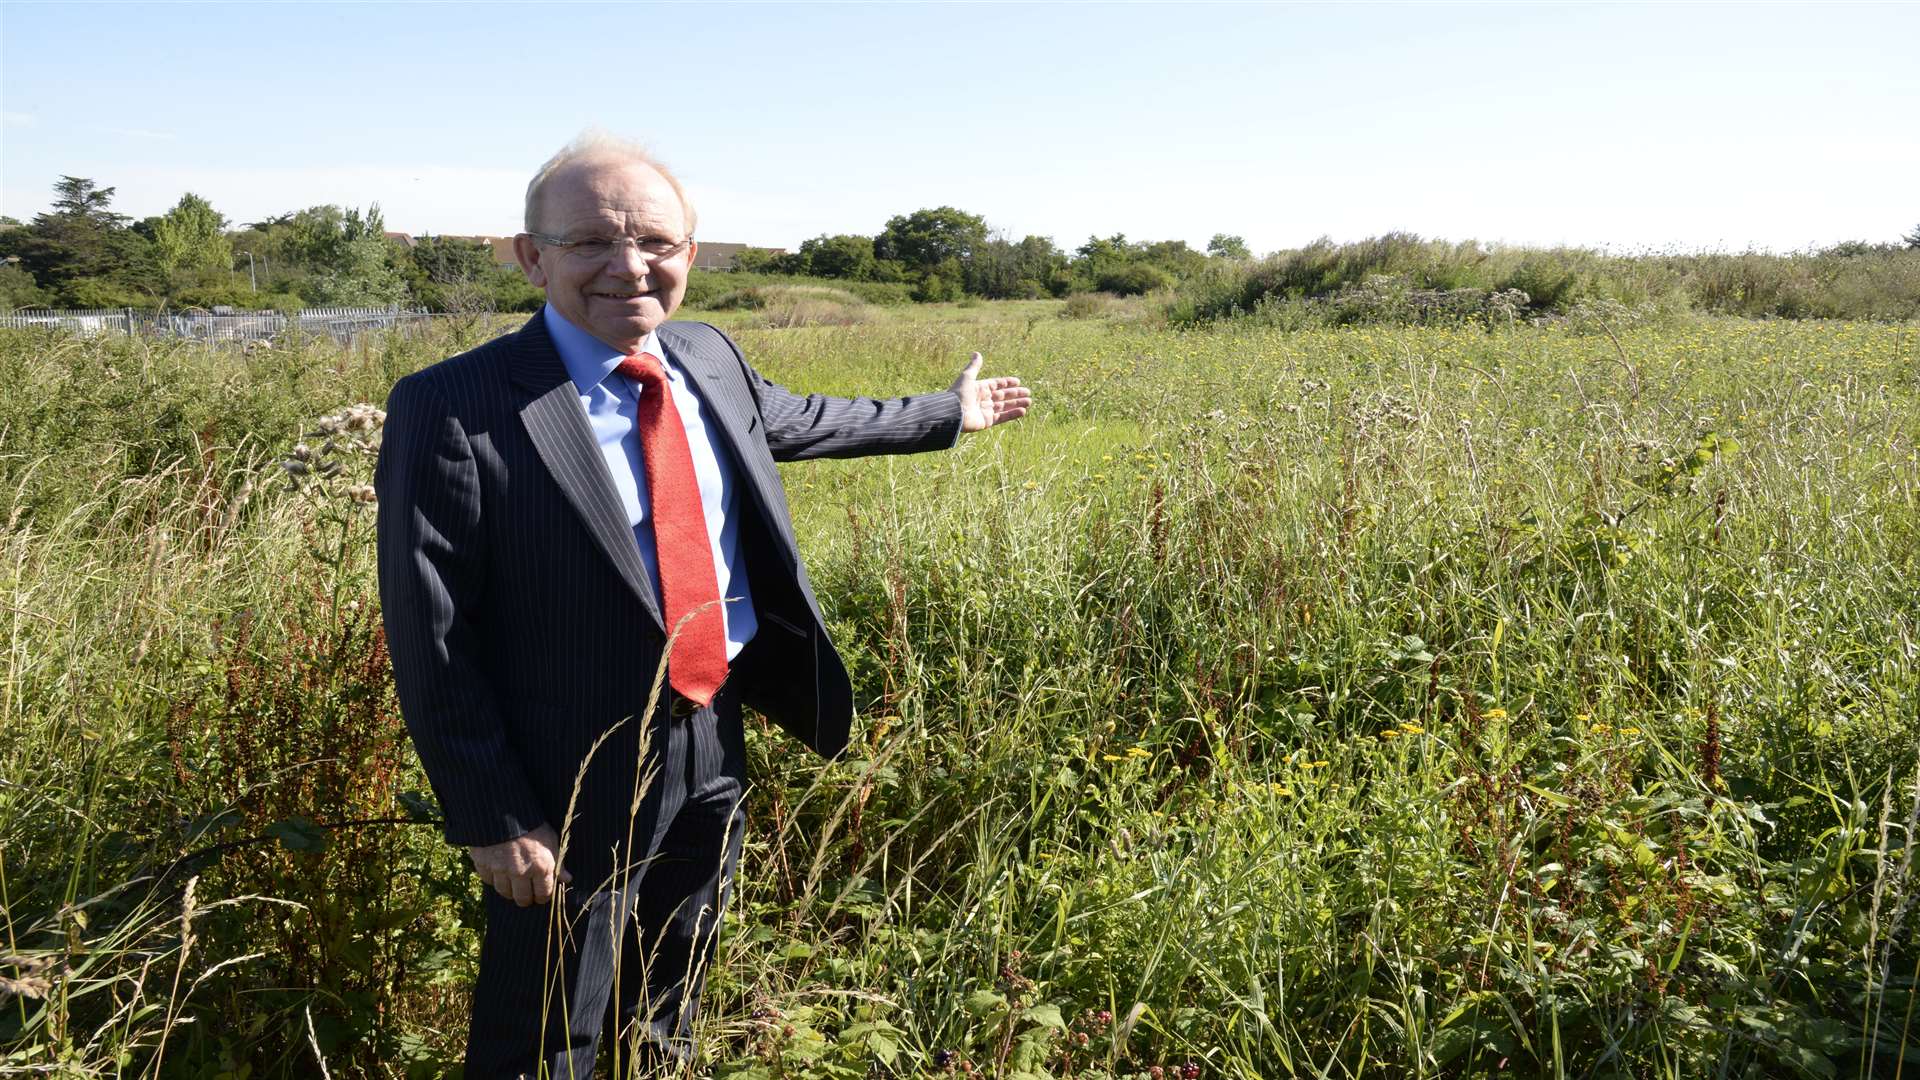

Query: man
[[375, 133, 1029, 1077]]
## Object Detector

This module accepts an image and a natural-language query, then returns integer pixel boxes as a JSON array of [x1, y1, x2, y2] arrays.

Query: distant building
[[693, 242, 785, 271]]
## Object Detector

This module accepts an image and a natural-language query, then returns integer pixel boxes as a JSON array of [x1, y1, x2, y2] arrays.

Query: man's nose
[[605, 241, 650, 276]]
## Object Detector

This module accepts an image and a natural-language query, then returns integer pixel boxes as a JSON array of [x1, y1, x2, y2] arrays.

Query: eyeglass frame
[[521, 232, 696, 263]]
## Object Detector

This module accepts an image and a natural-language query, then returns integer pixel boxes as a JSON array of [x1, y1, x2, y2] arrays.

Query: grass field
[[1, 300, 1916, 1078]]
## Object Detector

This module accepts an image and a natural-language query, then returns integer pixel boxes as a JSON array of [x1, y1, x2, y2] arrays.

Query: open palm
[[950, 352, 1033, 432]]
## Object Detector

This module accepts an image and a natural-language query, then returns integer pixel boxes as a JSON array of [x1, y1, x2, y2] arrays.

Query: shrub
[[684, 269, 911, 308], [1093, 262, 1171, 296], [0, 263, 48, 308], [701, 284, 874, 327], [1060, 292, 1107, 319], [1167, 238, 1920, 325]]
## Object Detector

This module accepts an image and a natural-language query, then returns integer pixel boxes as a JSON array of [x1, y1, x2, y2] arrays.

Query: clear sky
[[2, 1, 1915, 255]]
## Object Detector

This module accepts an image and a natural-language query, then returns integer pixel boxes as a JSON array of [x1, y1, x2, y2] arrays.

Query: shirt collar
[[542, 304, 664, 395]]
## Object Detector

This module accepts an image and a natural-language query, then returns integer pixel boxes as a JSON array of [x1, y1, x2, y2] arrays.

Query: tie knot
[[616, 351, 665, 385]]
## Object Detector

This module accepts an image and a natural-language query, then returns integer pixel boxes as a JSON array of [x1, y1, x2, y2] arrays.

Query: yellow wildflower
[[1126, 746, 1151, 759], [1483, 708, 1508, 720]]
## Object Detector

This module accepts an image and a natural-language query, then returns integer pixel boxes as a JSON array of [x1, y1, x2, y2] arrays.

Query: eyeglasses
[[523, 233, 694, 263]]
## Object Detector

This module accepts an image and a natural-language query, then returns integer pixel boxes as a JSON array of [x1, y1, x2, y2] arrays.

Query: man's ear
[[688, 240, 698, 267], [513, 234, 549, 289]]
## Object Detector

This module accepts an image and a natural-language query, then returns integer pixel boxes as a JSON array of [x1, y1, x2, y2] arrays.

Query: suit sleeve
[[699, 324, 963, 461], [375, 374, 546, 848]]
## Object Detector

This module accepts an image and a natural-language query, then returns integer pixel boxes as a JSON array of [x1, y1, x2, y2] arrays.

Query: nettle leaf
[[864, 1032, 900, 1065], [964, 989, 1008, 1016], [1022, 1003, 1066, 1029], [266, 815, 328, 852]]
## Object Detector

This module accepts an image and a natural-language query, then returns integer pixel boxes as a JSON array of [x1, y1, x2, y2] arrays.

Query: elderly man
[[375, 134, 1030, 1076]]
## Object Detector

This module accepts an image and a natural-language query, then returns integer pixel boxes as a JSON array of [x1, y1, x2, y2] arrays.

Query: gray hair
[[522, 130, 698, 236]]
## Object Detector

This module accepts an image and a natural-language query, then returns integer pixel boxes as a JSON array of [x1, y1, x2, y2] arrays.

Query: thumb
[[962, 351, 983, 376]]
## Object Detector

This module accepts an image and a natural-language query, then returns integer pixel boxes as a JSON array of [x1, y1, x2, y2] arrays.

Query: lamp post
[[239, 250, 257, 292]]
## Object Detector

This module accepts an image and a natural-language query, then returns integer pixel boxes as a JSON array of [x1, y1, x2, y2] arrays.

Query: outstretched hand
[[950, 352, 1032, 433]]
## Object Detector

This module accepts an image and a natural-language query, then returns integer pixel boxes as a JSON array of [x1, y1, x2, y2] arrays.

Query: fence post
[[124, 307, 135, 336]]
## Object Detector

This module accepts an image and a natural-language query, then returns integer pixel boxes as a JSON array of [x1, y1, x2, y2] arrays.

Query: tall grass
[[2, 310, 1915, 1077]]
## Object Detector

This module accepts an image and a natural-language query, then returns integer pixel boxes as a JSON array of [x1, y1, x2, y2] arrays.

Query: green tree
[[0, 263, 48, 309], [281, 204, 407, 306], [410, 235, 497, 285], [966, 234, 1067, 299], [406, 235, 537, 313], [50, 175, 129, 226], [1208, 233, 1251, 259], [0, 176, 157, 302], [796, 234, 878, 280], [1905, 223, 1920, 249], [1136, 239, 1207, 279], [150, 193, 233, 303], [875, 207, 988, 276], [729, 247, 781, 274]]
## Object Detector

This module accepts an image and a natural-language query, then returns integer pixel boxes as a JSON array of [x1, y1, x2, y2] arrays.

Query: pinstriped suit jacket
[[375, 313, 961, 849]]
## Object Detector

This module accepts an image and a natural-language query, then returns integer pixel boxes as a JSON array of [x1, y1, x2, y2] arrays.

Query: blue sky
[[3, 2, 1915, 254]]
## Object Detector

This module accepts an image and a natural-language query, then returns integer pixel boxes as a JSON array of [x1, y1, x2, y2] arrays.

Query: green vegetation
[[4, 175, 1916, 325], [0, 176, 539, 314], [1, 302, 1914, 1077], [1167, 233, 1920, 327]]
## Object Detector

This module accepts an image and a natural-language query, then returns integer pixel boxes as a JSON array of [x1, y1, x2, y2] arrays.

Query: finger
[[510, 872, 534, 908], [531, 865, 554, 905], [558, 865, 574, 883], [491, 870, 516, 901]]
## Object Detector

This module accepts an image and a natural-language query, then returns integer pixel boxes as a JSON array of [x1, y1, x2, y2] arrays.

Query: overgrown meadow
[[1, 301, 1916, 1079]]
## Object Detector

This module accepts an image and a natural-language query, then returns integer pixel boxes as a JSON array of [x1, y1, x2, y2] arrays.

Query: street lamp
[[239, 250, 258, 292]]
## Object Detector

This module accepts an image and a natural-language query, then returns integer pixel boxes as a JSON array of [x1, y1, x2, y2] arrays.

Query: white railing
[[0, 305, 431, 342]]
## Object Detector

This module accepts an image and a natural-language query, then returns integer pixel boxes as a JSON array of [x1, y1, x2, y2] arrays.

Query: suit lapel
[[656, 323, 797, 557], [508, 315, 666, 632]]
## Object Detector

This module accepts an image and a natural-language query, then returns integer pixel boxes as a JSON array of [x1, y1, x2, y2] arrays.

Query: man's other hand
[[951, 352, 1032, 433], [469, 824, 572, 907]]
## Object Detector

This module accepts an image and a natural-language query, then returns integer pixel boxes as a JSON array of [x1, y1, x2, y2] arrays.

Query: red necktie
[[615, 351, 729, 706]]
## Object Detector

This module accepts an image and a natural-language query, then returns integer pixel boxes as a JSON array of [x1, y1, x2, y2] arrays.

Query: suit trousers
[[463, 686, 748, 1078]]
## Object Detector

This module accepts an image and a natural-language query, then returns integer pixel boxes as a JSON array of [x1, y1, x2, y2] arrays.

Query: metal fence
[[0, 305, 433, 343]]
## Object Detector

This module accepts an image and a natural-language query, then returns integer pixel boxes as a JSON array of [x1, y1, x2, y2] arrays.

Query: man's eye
[[570, 239, 616, 257]]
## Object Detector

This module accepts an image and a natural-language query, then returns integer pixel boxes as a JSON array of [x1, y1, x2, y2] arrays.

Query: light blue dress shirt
[[543, 305, 757, 660]]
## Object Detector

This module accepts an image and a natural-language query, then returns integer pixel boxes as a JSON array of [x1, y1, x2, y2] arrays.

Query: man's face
[[514, 156, 695, 351]]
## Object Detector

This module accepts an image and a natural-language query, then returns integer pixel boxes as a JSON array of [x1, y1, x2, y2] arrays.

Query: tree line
[[0, 176, 540, 313], [736, 205, 1250, 301], [0, 176, 1252, 312], [3, 174, 1913, 316]]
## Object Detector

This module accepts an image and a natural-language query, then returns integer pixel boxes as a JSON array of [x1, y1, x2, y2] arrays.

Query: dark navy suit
[[375, 313, 961, 1074]]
